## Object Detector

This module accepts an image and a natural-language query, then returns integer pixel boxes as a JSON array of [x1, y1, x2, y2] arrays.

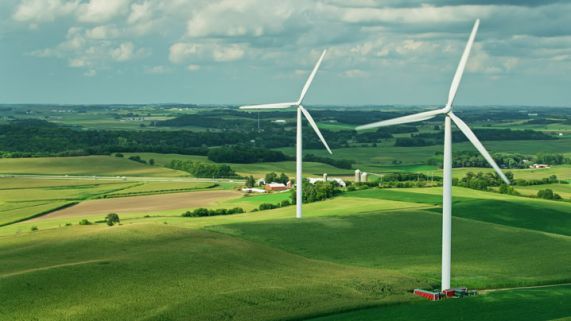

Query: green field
[[1, 184, 571, 320], [310, 285, 571, 321], [2, 107, 571, 320], [0, 156, 187, 177], [124, 152, 353, 177]]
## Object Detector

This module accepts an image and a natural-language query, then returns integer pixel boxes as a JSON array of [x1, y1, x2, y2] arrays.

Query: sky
[[0, 0, 570, 107]]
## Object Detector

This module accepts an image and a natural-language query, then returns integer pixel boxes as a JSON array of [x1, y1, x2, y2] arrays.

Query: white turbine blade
[[239, 102, 297, 110], [299, 105, 332, 154], [297, 50, 327, 104], [446, 19, 479, 109], [449, 112, 510, 184], [356, 109, 444, 131]]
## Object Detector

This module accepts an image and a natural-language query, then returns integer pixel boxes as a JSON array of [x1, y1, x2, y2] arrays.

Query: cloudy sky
[[1, 0, 570, 106]]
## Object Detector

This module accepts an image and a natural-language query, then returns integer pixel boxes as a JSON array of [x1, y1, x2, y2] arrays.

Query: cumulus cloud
[[12, 0, 79, 24], [76, 0, 131, 23], [111, 42, 135, 61], [9, 0, 571, 82]]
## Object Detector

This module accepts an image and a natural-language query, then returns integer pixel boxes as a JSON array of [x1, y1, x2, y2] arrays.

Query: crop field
[[0, 177, 224, 226], [36, 190, 243, 220], [1, 185, 570, 320], [310, 285, 571, 321], [0, 156, 187, 177], [124, 152, 352, 177]]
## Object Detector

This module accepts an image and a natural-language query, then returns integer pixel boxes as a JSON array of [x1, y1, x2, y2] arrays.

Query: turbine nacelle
[[238, 49, 332, 155]]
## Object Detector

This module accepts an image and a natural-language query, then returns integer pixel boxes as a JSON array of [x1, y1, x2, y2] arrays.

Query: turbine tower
[[357, 19, 510, 291], [240, 50, 332, 219]]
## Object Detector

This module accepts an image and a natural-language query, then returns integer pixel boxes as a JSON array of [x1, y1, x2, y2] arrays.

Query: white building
[[307, 173, 346, 187], [241, 188, 266, 193]]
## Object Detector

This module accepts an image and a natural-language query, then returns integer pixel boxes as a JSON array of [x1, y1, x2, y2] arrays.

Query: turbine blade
[[356, 109, 445, 131], [239, 102, 297, 110], [298, 50, 327, 104], [299, 105, 332, 154], [446, 19, 479, 109], [449, 112, 510, 184]]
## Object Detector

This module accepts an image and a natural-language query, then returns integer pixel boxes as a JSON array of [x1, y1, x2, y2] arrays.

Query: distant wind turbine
[[357, 19, 510, 291], [240, 50, 332, 219]]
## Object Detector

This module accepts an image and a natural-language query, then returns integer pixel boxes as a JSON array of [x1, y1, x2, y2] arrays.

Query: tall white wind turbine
[[357, 19, 510, 291], [240, 50, 332, 219]]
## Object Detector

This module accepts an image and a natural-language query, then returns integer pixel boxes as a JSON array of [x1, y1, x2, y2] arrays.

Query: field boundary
[[0, 201, 78, 227]]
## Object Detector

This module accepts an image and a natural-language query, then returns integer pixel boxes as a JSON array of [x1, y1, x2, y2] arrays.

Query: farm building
[[530, 163, 550, 169], [265, 182, 288, 192], [307, 173, 346, 187], [241, 188, 266, 193]]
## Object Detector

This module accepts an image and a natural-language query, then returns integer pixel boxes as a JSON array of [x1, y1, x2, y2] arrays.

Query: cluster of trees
[[304, 154, 354, 169], [265, 172, 289, 184], [0, 120, 229, 156], [535, 153, 568, 165], [537, 189, 563, 200], [427, 152, 570, 170], [256, 199, 291, 211], [454, 171, 513, 191], [292, 180, 342, 204], [167, 160, 238, 178], [182, 207, 245, 217], [397, 128, 556, 147], [124, 154, 155, 165], [513, 175, 563, 186], [207, 146, 290, 163]]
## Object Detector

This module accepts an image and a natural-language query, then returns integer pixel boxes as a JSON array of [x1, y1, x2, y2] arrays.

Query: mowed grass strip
[[209, 209, 571, 289], [0, 201, 74, 226], [309, 285, 571, 321], [0, 224, 421, 321]]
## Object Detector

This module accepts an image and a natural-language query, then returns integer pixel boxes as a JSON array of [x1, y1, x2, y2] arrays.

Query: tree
[[148, 158, 155, 166], [265, 172, 278, 183], [278, 173, 289, 184], [537, 189, 561, 200], [245, 175, 256, 188], [105, 213, 120, 226]]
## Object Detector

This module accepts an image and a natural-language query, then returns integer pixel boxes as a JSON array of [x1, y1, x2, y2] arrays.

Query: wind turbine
[[239, 50, 332, 219], [357, 19, 510, 291]]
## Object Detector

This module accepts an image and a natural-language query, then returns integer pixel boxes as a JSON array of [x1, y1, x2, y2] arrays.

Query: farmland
[[1, 105, 570, 320]]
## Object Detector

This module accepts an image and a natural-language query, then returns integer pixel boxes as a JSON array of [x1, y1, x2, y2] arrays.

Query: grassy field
[[1, 131, 571, 320], [0, 156, 187, 177], [124, 152, 353, 177], [0, 224, 420, 321], [1, 183, 570, 320], [511, 183, 571, 199], [310, 285, 571, 321], [277, 138, 571, 172]]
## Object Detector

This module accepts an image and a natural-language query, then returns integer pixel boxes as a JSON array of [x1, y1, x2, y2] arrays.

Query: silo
[[361, 172, 368, 183], [323, 173, 328, 182], [354, 169, 361, 183]]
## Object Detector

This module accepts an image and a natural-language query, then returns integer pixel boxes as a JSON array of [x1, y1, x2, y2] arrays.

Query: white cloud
[[12, 0, 79, 24], [187, 64, 200, 72], [169, 42, 199, 64], [111, 42, 135, 61], [86, 25, 120, 39], [186, 0, 296, 38], [212, 45, 245, 62], [77, 0, 131, 23]]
